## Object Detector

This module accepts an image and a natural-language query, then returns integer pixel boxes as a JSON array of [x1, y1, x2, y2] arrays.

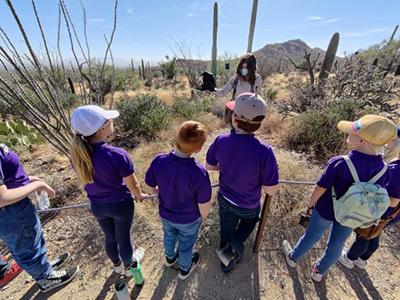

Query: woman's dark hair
[[236, 53, 257, 85]]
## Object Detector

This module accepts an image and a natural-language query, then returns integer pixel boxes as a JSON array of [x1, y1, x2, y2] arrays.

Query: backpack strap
[[232, 77, 239, 100], [368, 164, 388, 184], [343, 156, 360, 183], [386, 202, 400, 221]]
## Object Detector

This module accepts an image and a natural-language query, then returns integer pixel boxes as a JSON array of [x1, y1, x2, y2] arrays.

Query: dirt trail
[[0, 133, 399, 300]]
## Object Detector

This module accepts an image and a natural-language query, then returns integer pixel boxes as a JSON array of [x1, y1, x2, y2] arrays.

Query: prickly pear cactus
[[0, 120, 44, 148]]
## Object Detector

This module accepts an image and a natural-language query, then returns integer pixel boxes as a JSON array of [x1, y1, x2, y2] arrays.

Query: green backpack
[[332, 156, 390, 229]]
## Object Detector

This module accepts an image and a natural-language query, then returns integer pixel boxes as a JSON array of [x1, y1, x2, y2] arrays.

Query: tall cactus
[[247, 0, 259, 53], [131, 58, 135, 72], [319, 32, 340, 81], [389, 25, 399, 41], [141, 59, 145, 80], [211, 2, 218, 78]]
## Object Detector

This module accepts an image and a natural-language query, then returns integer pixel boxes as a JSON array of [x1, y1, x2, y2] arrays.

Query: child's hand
[[134, 193, 148, 202], [38, 183, 56, 198], [29, 176, 44, 182]]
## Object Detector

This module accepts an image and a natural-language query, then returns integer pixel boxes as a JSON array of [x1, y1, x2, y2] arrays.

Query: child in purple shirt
[[282, 115, 397, 282], [71, 105, 146, 277], [0, 144, 77, 292], [145, 121, 212, 280], [206, 93, 279, 273], [338, 127, 400, 270]]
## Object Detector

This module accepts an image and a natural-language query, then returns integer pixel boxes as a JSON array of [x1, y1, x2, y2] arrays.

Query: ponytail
[[70, 134, 94, 184]]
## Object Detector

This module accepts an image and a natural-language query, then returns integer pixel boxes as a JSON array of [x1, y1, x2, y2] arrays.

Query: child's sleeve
[[0, 160, 4, 186], [261, 149, 279, 186], [206, 138, 219, 166], [386, 166, 400, 198], [196, 168, 212, 204], [113, 149, 135, 178], [145, 158, 157, 188], [316, 157, 342, 189]]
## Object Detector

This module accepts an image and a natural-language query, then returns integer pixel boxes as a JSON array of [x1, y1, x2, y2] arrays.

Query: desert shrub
[[160, 57, 177, 80], [283, 98, 378, 160], [0, 120, 44, 148], [171, 95, 216, 119], [117, 94, 169, 140], [264, 87, 279, 101]]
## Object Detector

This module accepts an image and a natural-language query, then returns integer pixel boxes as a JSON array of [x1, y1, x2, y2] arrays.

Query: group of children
[[0, 92, 399, 293]]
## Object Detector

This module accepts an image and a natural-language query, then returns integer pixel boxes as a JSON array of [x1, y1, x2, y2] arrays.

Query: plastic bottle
[[114, 276, 130, 300], [37, 191, 50, 210], [130, 260, 144, 286]]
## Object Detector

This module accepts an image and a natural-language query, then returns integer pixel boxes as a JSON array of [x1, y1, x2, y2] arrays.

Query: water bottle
[[37, 191, 50, 210], [114, 276, 130, 300], [130, 260, 144, 286]]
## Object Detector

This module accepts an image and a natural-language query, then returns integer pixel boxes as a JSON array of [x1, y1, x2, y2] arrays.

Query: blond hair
[[383, 138, 400, 163], [176, 121, 208, 154], [70, 135, 94, 184]]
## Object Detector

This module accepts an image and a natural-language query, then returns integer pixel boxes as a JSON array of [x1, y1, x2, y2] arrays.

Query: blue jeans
[[161, 218, 201, 272], [291, 209, 353, 274], [0, 198, 52, 281], [91, 198, 134, 267], [218, 193, 260, 257], [347, 217, 400, 261], [0, 256, 8, 278]]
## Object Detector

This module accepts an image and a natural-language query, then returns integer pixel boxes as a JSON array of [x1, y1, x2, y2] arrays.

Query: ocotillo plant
[[319, 32, 340, 81], [389, 25, 399, 41], [211, 2, 218, 78], [247, 0, 258, 53], [141, 59, 146, 80]]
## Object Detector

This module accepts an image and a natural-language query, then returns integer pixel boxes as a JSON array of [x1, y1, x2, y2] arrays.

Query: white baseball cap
[[226, 93, 268, 124], [71, 105, 119, 137]]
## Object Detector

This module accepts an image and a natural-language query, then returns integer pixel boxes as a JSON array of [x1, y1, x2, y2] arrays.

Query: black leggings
[[91, 198, 134, 267]]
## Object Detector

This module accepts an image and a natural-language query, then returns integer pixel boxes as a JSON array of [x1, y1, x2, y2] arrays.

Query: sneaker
[[0, 258, 22, 287], [50, 253, 70, 270], [282, 240, 296, 268], [178, 252, 200, 280], [38, 267, 79, 293], [311, 265, 323, 282], [165, 252, 179, 267], [215, 246, 236, 267], [338, 249, 354, 269], [220, 254, 241, 273], [113, 261, 124, 274], [354, 258, 367, 270]]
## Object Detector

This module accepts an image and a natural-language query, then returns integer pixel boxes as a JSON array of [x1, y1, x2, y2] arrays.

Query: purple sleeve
[[261, 148, 279, 186], [196, 167, 212, 204], [206, 138, 219, 166], [386, 166, 400, 198], [114, 149, 135, 178], [145, 158, 157, 188], [0, 160, 4, 185], [316, 157, 342, 189]]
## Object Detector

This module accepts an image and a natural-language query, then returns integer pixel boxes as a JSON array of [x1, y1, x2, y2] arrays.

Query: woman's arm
[[215, 76, 236, 97], [0, 181, 55, 208], [307, 185, 327, 208], [124, 173, 147, 202]]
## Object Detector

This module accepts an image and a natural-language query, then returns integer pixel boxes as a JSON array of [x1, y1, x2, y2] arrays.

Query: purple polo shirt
[[316, 150, 390, 222], [145, 152, 212, 224], [206, 130, 279, 209], [381, 159, 400, 221], [0, 145, 30, 189], [85, 142, 134, 203]]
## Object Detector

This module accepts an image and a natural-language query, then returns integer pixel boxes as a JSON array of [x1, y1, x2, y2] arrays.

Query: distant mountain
[[253, 39, 326, 72]]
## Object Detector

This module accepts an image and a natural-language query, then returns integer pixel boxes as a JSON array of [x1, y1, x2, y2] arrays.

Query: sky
[[0, 0, 399, 65]]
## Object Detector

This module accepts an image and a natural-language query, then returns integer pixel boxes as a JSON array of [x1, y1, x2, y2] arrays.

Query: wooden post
[[253, 194, 272, 253]]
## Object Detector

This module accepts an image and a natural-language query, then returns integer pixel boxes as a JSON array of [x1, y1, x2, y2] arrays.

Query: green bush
[[0, 120, 44, 148], [264, 87, 279, 101], [160, 57, 177, 80], [171, 96, 215, 119], [117, 94, 169, 140], [283, 98, 378, 160]]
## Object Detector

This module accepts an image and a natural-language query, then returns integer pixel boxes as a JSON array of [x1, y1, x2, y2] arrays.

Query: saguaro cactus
[[211, 2, 218, 78], [141, 59, 145, 80], [131, 58, 135, 72], [389, 25, 399, 41], [319, 32, 340, 81], [247, 0, 259, 53]]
